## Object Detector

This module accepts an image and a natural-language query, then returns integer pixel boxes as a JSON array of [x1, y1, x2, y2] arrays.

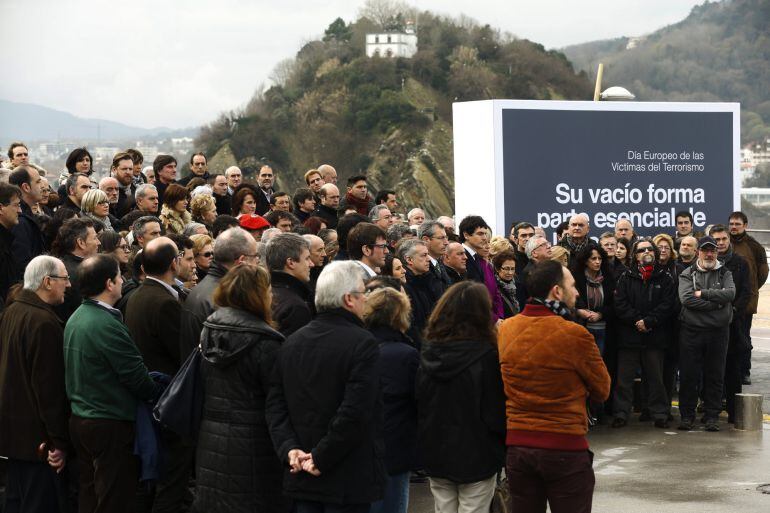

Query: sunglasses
[[201, 251, 213, 258], [635, 247, 654, 254]]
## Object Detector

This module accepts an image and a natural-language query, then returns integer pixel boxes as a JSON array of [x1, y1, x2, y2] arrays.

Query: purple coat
[[480, 258, 505, 322]]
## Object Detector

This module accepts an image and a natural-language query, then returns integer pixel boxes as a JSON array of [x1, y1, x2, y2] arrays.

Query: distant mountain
[[0, 99, 194, 144], [562, 0, 770, 145]]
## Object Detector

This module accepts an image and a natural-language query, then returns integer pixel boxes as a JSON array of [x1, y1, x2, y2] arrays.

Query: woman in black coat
[[570, 245, 615, 355], [194, 265, 288, 513], [417, 281, 506, 512], [364, 285, 418, 513]]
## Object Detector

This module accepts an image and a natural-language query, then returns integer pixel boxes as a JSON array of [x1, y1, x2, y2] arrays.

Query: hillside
[[196, 8, 592, 216], [563, 0, 770, 145]]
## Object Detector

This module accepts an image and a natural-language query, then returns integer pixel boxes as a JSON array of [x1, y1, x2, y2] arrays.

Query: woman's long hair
[[424, 281, 495, 344]]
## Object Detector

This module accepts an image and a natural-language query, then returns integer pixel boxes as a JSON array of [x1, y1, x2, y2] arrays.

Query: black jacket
[[403, 268, 445, 347], [53, 253, 84, 323], [124, 279, 183, 375], [214, 192, 231, 216], [370, 325, 418, 475], [10, 202, 45, 280], [445, 266, 465, 284], [312, 204, 338, 229], [180, 261, 227, 356], [613, 264, 677, 350], [194, 307, 288, 513], [270, 271, 313, 337], [0, 225, 17, 308], [463, 248, 485, 284], [266, 309, 386, 504], [114, 184, 136, 218], [513, 248, 529, 276], [417, 339, 506, 483], [719, 248, 751, 317]]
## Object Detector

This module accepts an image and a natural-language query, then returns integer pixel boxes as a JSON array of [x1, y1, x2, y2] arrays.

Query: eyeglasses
[[500, 266, 516, 272], [118, 244, 130, 252], [201, 251, 213, 258], [635, 247, 654, 254], [431, 235, 448, 241], [48, 275, 70, 282]]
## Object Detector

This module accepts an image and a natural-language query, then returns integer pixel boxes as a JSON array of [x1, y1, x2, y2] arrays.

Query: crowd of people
[[0, 141, 767, 513]]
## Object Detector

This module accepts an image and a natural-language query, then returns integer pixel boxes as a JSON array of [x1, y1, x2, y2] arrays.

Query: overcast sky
[[0, 0, 705, 129]]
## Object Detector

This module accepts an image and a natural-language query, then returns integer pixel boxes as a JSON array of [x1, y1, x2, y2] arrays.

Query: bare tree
[[269, 58, 297, 88], [359, 0, 416, 28]]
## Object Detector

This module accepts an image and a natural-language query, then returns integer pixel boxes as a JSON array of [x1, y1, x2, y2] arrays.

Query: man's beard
[[700, 258, 716, 270], [640, 254, 655, 265]]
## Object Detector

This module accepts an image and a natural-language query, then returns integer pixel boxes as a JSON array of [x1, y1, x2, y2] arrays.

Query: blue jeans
[[369, 472, 409, 513]]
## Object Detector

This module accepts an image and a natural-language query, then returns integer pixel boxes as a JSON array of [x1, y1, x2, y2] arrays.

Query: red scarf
[[344, 191, 372, 216], [639, 264, 653, 281]]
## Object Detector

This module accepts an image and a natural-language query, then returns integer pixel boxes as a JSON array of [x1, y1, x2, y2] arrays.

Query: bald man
[[317, 164, 337, 184], [614, 219, 637, 243], [558, 213, 598, 264]]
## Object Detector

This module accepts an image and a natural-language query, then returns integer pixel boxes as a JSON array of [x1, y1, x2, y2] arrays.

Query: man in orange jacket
[[498, 260, 610, 513]]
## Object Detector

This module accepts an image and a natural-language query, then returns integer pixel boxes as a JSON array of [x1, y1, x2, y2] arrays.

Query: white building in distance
[[366, 25, 417, 58]]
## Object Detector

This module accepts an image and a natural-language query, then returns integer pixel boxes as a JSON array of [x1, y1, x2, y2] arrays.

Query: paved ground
[[407, 285, 770, 512]]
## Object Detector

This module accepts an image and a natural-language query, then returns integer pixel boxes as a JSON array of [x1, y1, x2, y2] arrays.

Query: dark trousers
[[151, 429, 195, 513], [70, 415, 137, 513], [505, 446, 594, 513], [612, 347, 668, 420], [293, 501, 370, 513], [679, 325, 729, 421], [740, 314, 753, 376], [4, 458, 63, 513], [725, 316, 747, 421]]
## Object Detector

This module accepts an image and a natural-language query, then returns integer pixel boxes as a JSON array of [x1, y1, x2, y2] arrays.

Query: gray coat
[[678, 261, 735, 329]]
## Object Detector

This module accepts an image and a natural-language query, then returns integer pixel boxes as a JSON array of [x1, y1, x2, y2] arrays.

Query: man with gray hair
[[419, 220, 451, 289], [180, 227, 258, 354], [131, 215, 162, 249], [0, 255, 70, 512], [266, 232, 314, 336], [407, 207, 425, 227], [515, 235, 553, 312], [399, 238, 443, 346], [436, 215, 456, 239], [369, 204, 394, 232], [266, 261, 385, 511], [119, 183, 160, 230]]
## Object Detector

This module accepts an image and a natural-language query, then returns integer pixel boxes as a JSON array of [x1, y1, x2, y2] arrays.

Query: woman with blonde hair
[[190, 233, 214, 282], [191, 193, 217, 228], [159, 183, 192, 234], [194, 264, 288, 512], [489, 235, 512, 259], [364, 286, 417, 513], [549, 245, 570, 266], [653, 233, 678, 274], [80, 188, 115, 232]]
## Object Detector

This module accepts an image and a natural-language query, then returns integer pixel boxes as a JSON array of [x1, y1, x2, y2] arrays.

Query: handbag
[[153, 345, 203, 437]]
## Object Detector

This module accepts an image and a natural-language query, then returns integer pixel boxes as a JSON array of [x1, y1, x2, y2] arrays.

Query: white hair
[[436, 215, 454, 229], [315, 261, 366, 312], [190, 185, 213, 198], [135, 183, 157, 201], [260, 228, 282, 243], [225, 166, 241, 178], [569, 213, 590, 225], [525, 236, 547, 259], [408, 208, 424, 219], [23, 255, 62, 291]]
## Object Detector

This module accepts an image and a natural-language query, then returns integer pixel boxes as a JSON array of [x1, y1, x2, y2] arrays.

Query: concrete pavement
[[407, 316, 770, 512]]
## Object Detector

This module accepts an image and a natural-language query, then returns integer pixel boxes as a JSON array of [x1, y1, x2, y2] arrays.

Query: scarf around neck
[[638, 264, 653, 281], [344, 191, 372, 216], [563, 235, 589, 255], [531, 297, 572, 320]]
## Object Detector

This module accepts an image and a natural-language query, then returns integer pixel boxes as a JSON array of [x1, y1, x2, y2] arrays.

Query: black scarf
[[531, 297, 573, 321]]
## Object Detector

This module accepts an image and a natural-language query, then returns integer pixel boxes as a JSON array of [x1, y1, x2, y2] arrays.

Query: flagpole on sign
[[593, 63, 604, 101]]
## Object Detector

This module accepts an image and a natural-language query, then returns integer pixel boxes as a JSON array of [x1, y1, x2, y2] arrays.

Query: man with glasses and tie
[[611, 238, 677, 429], [418, 220, 451, 290]]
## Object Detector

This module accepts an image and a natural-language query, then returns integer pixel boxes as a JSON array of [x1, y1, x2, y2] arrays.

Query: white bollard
[[734, 393, 763, 431]]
